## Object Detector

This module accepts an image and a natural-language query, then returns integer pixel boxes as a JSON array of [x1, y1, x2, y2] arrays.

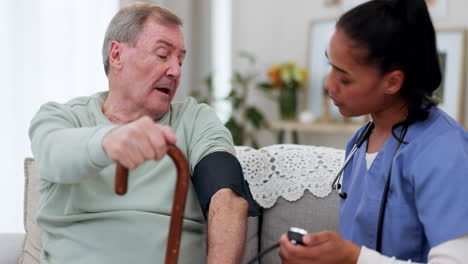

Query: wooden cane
[[115, 145, 190, 264]]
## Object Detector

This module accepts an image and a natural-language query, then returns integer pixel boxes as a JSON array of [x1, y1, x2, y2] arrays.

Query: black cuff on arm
[[192, 151, 260, 219]]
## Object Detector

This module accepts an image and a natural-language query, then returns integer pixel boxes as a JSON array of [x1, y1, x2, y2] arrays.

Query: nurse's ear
[[383, 70, 405, 95]]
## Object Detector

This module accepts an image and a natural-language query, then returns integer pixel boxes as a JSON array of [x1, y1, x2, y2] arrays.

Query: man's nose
[[166, 57, 181, 79]]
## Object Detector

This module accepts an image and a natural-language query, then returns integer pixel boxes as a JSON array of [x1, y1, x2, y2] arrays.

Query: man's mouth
[[155, 88, 170, 95]]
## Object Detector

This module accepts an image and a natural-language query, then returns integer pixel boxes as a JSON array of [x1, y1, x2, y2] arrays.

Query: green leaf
[[246, 107, 264, 129], [280, 66, 292, 84], [227, 89, 237, 98], [291, 67, 302, 83], [258, 82, 273, 90], [233, 72, 245, 85], [225, 117, 244, 145], [233, 97, 242, 109]]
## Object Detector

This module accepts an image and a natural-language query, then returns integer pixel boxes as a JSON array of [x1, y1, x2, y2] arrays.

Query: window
[[0, 0, 119, 233], [211, 0, 233, 123]]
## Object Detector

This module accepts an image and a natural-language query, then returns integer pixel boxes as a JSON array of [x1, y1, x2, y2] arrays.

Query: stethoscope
[[331, 120, 408, 253]]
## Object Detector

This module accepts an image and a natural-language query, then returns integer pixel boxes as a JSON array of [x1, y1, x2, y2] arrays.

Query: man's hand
[[102, 116, 176, 169], [279, 230, 360, 264]]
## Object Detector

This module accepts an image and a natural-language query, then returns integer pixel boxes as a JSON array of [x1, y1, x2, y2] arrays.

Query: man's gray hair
[[102, 1, 183, 76]]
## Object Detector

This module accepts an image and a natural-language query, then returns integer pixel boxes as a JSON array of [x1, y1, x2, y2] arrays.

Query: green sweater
[[29, 92, 235, 264]]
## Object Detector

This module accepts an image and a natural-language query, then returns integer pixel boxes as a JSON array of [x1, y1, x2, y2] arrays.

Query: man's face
[[117, 18, 186, 118]]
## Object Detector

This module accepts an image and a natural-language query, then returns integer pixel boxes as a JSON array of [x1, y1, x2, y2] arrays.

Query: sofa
[[0, 144, 344, 264]]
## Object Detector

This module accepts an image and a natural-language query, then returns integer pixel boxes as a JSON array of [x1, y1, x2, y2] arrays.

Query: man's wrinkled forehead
[[138, 17, 185, 47]]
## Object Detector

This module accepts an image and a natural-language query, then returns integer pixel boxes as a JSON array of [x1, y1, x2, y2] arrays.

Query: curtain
[[0, 0, 119, 233]]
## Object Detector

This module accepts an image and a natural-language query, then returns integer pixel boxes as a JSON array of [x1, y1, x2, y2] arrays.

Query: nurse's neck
[[368, 100, 408, 153]]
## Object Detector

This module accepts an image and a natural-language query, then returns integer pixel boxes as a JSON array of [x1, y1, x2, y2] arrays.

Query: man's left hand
[[279, 230, 360, 264]]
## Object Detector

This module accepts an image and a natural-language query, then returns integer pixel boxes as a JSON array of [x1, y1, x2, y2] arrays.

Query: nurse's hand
[[279, 230, 360, 264]]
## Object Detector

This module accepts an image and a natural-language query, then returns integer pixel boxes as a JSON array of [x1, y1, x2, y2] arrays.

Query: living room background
[[2, 0, 467, 233]]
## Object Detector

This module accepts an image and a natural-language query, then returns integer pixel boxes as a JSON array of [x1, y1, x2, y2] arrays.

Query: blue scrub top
[[340, 107, 468, 262]]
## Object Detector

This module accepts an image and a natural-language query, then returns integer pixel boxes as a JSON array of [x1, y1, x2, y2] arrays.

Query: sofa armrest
[[0, 233, 24, 264]]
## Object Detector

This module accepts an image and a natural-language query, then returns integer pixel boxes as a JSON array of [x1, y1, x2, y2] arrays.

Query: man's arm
[[192, 151, 259, 263], [188, 103, 260, 262], [207, 188, 248, 264], [29, 102, 117, 183], [30, 102, 176, 184]]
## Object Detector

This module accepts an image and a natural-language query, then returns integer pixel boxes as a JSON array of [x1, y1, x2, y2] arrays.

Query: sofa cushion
[[260, 192, 340, 264], [239, 144, 344, 263], [241, 216, 259, 264], [20, 158, 42, 264]]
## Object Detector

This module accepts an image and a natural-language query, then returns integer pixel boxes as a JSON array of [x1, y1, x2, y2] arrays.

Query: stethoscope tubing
[[331, 120, 408, 253], [331, 145, 357, 190], [332, 121, 375, 191]]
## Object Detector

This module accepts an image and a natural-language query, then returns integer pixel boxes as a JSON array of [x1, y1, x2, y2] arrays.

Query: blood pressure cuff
[[192, 151, 260, 219]]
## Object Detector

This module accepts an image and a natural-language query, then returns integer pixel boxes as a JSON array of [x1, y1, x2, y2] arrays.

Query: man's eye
[[158, 55, 168, 59]]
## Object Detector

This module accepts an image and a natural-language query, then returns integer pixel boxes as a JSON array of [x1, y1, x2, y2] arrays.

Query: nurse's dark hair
[[337, 0, 441, 136]]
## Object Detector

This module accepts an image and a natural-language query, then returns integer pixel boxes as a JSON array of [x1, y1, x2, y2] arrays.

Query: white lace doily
[[236, 144, 345, 208]]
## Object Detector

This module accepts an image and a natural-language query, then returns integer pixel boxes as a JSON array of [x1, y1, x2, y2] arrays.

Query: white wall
[[233, 0, 468, 148]]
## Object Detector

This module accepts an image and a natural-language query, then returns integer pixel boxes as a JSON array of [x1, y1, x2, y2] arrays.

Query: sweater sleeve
[[185, 103, 235, 173], [29, 102, 117, 184]]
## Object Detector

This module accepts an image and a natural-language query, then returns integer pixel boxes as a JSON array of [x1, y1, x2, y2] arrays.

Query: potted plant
[[259, 62, 307, 120], [225, 51, 268, 148], [192, 51, 268, 148]]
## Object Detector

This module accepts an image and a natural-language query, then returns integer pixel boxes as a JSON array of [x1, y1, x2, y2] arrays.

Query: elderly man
[[29, 2, 257, 263]]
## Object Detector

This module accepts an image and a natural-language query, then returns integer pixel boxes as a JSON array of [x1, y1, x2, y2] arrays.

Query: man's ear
[[384, 70, 405, 95], [109, 41, 123, 72]]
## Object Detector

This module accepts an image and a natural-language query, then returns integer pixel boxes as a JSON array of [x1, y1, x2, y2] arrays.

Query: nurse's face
[[324, 29, 402, 117]]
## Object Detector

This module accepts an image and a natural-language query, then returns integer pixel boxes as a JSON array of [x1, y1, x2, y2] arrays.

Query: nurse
[[279, 0, 468, 263]]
